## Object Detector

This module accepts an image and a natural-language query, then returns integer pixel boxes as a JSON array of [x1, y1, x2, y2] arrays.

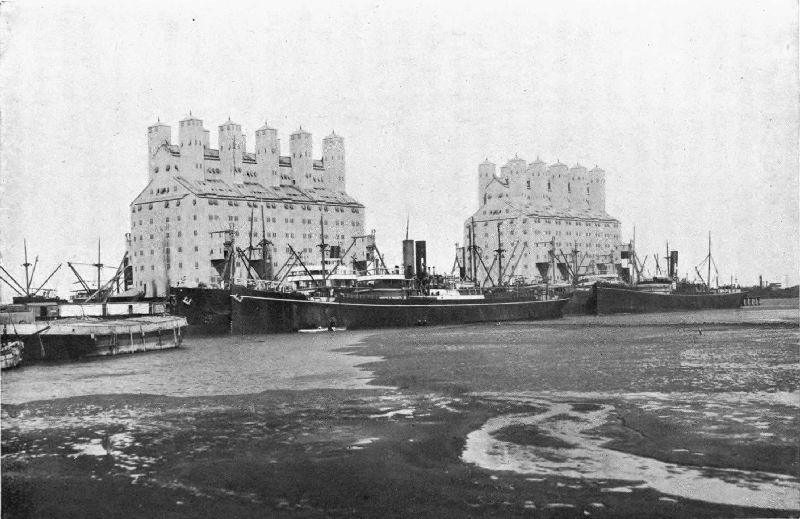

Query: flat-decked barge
[[2, 302, 187, 362]]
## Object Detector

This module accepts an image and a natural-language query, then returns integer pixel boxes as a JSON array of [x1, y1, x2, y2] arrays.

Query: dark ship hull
[[170, 286, 233, 334], [562, 288, 593, 315], [231, 286, 569, 334], [593, 284, 745, 315]]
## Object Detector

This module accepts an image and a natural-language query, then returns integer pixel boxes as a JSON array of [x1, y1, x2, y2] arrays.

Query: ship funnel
[[669, 251, 678, 279], [415, 241, 427, 280], [403, 239, 415, 279]]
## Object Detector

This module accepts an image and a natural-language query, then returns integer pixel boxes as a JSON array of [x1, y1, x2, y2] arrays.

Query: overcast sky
[[1, 0, 797, 300]]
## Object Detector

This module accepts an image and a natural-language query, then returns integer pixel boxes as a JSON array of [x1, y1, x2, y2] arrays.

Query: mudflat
[[2, 301, 798, 518]]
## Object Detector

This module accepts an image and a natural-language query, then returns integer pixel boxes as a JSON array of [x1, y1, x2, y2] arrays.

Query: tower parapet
[[218, 118, 245, 184], [507, 155, 527, 200], [255, 122, 280, 185], [588, 165, 606, 213], [179, 113, 207, 181], [478, 159, 496, 206], [290, 127, 313, 189], [323, 131, 345, 192], [528, 157, 548, 208], [147, 120, 172, 182], [568, 163, 588, 211], [547, 161, 569, 210]]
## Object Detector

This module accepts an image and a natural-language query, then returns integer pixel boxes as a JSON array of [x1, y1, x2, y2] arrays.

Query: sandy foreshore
[[2, 306, 799, 518]]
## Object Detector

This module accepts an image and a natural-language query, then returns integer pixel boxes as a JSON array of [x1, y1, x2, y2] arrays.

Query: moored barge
[[6, 314, 186, 362]]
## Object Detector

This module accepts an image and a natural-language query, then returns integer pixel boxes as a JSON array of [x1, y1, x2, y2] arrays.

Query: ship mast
[[247, 207, 255, 279], [631, 225, 636, 285], [228, 224, 235, 286], [318, 214, 328, 287], [93, 238, 103, 291], [469, 218, 477, 283], [495, 221, 504, 287], [572, 243, 579, 285], [23, 239, 31, 295], [260, 205, 271, 280], [707, 231, 712, 291]]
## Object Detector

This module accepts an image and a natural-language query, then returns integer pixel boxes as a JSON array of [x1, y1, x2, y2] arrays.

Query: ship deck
[[9, 315, 187, 336]]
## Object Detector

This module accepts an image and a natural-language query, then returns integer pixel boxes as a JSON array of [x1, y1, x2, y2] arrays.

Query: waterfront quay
[[2, 300, 798, 518]]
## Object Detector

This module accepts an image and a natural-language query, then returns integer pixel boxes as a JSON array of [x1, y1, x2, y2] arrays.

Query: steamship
[[589, 234, 745, 314], [171, 232, 568, 334], [230, 238, 567, 334]]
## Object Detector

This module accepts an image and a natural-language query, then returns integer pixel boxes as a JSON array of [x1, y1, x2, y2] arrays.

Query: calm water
[[1, 299, 796, 406], [1, 331, 384, 405]]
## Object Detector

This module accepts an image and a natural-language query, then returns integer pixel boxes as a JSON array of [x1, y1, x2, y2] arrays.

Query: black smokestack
[[403, 239, 415, 279], [415, 241, 427, 280], [669, 251, 678, 279]]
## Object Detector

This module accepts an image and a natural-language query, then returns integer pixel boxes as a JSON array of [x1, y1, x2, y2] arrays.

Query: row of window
[[139, 262, 199, 272], [475, 219, 619, 228], [134, 198, 360, 214], [479, 241, 615, 251], [132, 229, 199, 242], [152, 164, 179, 174]]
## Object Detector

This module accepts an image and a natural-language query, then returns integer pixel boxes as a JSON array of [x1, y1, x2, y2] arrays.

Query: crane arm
[[67, 262, 92, 292], [32, 263, 63, 296], [507, 243, 528, 281]]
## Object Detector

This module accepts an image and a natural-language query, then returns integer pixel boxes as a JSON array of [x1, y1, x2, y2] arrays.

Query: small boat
[[298, 326, 347, 333], [1, 338, 24, 370]]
